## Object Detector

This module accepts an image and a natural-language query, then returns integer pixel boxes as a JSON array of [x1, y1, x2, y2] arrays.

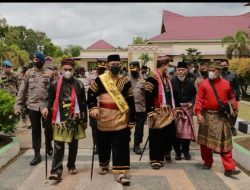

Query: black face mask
[[131, 71, 139, 78], [200, 71, 208, 78], [110, 65, 121, 75], [33, 62, 44, 69], [97, 67, 106, 75]]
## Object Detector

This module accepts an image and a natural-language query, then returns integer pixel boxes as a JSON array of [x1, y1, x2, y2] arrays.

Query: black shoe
[[224, 169, 241, 177], [231, 127, 237, 136], [184, 153, 191, 160], [46, 143, 53, 156], [175, 154, 181, 160], [202, 164, 212, 170], [165, 153, 172, 163], [133, 145, 142, 155], [30, 154, 42, 166]]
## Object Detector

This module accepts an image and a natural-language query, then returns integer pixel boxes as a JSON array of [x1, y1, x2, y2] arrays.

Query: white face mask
[[177, 75, 185, 81], [208, 71, 217, 80], [62, 70, 73, 79]]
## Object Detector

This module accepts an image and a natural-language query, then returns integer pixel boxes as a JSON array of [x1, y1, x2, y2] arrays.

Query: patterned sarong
[[197, 110, 232, 153], [175, 103, 196, 141]]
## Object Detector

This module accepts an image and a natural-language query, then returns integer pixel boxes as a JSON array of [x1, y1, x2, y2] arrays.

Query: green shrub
[[0, 89, 18, 133]]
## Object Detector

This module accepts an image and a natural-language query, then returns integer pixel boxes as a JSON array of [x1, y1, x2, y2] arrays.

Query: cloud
[[0, 3, 248, 49]]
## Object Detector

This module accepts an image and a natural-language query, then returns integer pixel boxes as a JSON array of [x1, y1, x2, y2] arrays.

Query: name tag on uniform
[[42, 74, 50, 83], [29, 75, 36, 79]]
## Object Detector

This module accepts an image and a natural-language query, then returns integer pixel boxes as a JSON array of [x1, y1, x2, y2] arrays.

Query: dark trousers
[[134, 112, 147, 145], [97, 127, 131, 172], [149, 121, 176, 162], [173, 138, 191, 156], [51, 138, 78, 173], [28, 110, 53, 151]]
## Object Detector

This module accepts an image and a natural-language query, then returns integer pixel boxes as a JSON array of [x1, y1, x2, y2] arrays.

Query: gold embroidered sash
[[99, 72, 129, 114]]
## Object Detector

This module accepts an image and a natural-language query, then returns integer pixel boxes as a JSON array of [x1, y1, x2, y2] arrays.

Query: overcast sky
[[0, 3, 249, 49]]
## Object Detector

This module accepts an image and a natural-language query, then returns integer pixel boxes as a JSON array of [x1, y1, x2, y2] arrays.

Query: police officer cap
[[107, 54, 121, 62], [177, 62, 187, 68], [97, 59, 107, 68], [3, 60, 13, 67], [34, 51, 45, 63], [129, 61, 140, 71]]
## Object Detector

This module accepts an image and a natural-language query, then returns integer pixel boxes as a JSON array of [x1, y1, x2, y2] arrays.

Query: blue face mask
[[168, 67, 175, 73]]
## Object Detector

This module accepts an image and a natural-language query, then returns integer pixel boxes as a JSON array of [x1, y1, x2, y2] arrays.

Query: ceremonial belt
[[99, 72, 129, 114], [99, 102, 119, 110]]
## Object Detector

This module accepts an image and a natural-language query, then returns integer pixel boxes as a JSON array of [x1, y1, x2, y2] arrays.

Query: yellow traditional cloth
[[99, 72, 129, 114], [53, 103, 86, 143], [53, 124, 85, 143]]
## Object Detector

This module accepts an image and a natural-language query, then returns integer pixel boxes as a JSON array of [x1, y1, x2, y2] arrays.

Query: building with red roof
[[86, 39, 116, 50], [147, 10, 250, 65], [76, 39, 128, 71]]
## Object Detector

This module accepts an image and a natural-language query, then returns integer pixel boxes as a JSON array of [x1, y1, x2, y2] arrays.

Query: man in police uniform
[[15, 51, 53, 166], [0, 60, 19, 96], [129, 61, 147, 155]]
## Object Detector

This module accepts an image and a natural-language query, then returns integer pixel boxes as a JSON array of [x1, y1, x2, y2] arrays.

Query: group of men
[[0, 51, 242, 186]]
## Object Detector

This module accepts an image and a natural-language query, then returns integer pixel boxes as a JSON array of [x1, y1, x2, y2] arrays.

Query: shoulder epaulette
[[148, 71, 158, 81], [89, 78, 99, 93]]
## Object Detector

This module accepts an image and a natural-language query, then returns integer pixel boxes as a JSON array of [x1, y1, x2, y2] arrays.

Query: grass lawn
[[238, 102, 250, 122]]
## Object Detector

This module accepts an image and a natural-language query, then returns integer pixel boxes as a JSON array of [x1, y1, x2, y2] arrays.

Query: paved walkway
[[0, 122, 249, 190]]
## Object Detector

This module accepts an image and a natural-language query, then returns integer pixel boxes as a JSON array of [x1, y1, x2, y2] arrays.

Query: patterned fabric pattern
[[197, 110, 232, 153]]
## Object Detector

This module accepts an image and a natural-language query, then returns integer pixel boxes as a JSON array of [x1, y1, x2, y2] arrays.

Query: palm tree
[[181, 48, 203, 64], [138, 53, 153, 66], [222, 30, 250, 59], [0, 42, 29, 68], [132, 36, 148, 45], [0, 40, 11, 64]]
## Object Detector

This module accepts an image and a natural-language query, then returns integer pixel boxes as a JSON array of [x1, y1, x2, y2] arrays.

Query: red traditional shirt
[[195, 77, 238, 115]]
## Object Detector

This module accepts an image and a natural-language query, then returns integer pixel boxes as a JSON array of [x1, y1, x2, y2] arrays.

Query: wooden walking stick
[[139, 136, 149, 162], [90, 142, 95, 181], [139, 119, 156, 162]]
